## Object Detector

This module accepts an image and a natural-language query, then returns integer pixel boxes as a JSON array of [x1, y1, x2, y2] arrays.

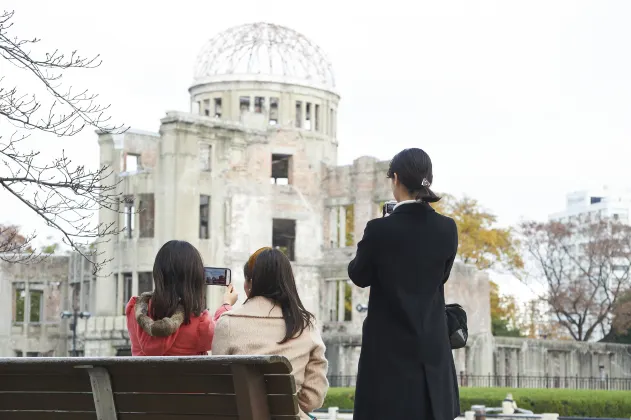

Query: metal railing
[[327, 374, 631, 390], [457, 373, 631, 390], [328, 376, 357, 388]]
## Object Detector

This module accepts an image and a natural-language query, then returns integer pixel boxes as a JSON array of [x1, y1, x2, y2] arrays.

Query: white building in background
[[549, 187, 631, 223]]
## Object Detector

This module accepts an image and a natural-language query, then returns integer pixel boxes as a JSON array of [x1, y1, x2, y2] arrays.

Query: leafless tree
[[520, 214, 631, 341], [0, 10, 127, 272]]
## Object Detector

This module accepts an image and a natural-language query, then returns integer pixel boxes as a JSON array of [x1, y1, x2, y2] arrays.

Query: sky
[[1, 0, 630, 299]]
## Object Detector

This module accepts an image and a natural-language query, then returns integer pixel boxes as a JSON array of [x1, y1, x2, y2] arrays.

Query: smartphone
[[382, 200, 397, 217], [204, 267, 232, 286]]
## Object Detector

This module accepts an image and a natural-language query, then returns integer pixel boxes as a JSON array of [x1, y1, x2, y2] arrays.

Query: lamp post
[[61, 310, 91, 357]]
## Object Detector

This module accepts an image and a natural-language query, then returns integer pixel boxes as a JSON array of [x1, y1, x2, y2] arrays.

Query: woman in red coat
[[125, 240, 238, 356]]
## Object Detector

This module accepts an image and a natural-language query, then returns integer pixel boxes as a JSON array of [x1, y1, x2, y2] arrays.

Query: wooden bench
[[0, 355, 301, 420]]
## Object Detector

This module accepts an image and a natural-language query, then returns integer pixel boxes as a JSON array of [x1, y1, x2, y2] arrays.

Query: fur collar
[[135, 292, 185, 337]]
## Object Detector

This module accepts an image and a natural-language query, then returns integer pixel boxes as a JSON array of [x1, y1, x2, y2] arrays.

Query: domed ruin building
[[84, 22, 493, 377], [5, 23, 628, 386]]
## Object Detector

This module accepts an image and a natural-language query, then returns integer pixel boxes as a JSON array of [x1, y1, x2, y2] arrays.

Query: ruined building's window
[[29, 289, 43, 323], [123, 273, 132, 313], [305, 102, 312, 130], [200, 195, 210, 239], [125, 153, 140, 172], [328, 108, 333, 136], [255, 96, 265, 113], [315, 104, 320, 131], [13, 287, 24, 323], [240, 96, 251, 114], [344, 205, 355, 246], [295, 101, 302, 128], [81, 279, 91, 313], [329, 108, 337, 137], [271, 154, 292, 185], [330, 205, 355, 247], [269, 97, 279, 125], [138, 193, 155, 238], [14, 351, 23, 357], [199, 143, 212, 172], [203, 99, 210, 117], [337, 281, 352, 321], [123, 196, 134, 239], [326, 280, 352, 322], [273, 219, 296, 261], [12, 286, 43, 323], [138, 272, 153, 294], [214, 98, 222, 118], [26, 352, 40, 357]]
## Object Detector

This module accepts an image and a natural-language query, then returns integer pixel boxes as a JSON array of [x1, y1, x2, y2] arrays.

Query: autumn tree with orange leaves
[[489, 280, 524, 337], [433, 194, 524, 272], [433, 195, 529, 336]]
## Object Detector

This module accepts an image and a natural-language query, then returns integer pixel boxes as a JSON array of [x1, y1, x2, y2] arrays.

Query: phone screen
[[204, 267, 231, 286], [383, 201, 397, 217]]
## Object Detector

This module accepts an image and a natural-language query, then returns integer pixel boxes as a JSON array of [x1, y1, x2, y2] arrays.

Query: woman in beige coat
[[212, 248, 328, 419]]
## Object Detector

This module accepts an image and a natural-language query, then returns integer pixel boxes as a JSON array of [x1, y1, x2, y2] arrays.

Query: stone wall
[[79, 315, 129, 357], [491, 336, 631, 380], [0, 255, 73, 357]]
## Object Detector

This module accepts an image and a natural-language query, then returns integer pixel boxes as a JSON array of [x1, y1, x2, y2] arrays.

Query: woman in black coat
[[348, 148, 460, 420]]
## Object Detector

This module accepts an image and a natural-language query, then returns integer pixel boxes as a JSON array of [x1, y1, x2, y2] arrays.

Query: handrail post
[[472, 405, 486, 420], [328, 406, 339, 420]]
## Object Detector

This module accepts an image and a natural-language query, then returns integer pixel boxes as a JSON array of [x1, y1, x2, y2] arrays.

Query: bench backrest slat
[[0, 356, 300, 420], [232, 364, 270, 420]]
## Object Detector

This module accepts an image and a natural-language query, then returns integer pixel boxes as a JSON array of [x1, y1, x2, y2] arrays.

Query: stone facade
[[0, 253, 92, 357]]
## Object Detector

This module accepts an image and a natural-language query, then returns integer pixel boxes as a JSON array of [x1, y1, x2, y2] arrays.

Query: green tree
[[602, 289, 631, 344], [490, 281, 523, 337], [433, 194, 524, 272], [41, 243, 58, 254]]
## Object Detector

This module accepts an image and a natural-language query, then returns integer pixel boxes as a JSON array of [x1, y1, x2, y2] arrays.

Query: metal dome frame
[[193, 22, 336, 89]]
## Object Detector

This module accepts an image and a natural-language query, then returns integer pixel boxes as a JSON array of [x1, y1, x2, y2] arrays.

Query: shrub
[[324, 387, 631, 418]]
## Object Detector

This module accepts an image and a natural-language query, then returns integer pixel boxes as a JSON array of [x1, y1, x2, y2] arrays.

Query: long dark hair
[[150, 240, 205, 325], [387, 148, 440, 203], [247, 248, 315, 344]]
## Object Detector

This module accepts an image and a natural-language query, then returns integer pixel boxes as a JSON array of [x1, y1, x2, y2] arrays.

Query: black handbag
[[446, 303, 468, 349]]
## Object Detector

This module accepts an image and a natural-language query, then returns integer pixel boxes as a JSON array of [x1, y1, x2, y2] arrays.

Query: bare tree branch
[[0, 10, 128, 273], [520, 214, 631, 341]]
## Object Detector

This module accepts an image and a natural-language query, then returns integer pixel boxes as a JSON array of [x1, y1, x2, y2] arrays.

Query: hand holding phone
[[382, 200, 397, 217], [223, 284, 238, 306]]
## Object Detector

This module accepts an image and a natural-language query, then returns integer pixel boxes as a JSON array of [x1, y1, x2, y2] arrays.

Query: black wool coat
[[348, 201, 460, 420]]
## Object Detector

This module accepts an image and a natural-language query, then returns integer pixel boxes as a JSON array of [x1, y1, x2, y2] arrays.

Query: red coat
[[125, 297, 231, 356]]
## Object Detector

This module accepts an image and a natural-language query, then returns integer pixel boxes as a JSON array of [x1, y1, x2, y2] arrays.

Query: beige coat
[[212, 296, 329, 419]]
